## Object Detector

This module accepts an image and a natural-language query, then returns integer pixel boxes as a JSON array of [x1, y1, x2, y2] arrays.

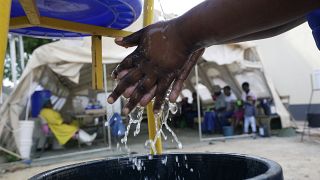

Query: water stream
[[120, 92, 182, 154]]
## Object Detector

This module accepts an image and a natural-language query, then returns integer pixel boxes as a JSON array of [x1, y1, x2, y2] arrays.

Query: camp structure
[[0, 34, 293, 156]]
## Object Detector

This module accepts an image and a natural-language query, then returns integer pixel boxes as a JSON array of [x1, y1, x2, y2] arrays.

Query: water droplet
[[190, 168, 194, 172], [148, 154, 153, 160]]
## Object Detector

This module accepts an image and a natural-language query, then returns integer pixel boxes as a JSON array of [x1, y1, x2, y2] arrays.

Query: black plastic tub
[[30, 153, 283, 180]]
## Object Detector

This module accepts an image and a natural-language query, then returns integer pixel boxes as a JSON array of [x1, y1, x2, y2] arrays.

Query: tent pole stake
[[0, 146, 21, 159]]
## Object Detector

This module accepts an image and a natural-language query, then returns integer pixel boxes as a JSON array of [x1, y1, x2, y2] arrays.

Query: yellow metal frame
[[144, 0, 162, 155], [18, 0, 40, 25], [91, 35, 103, 90], [9, 16, 132, 37], [0, 0, 12, 94]]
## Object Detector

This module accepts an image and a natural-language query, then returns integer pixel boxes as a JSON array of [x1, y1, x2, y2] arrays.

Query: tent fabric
[[202, 42, 255, 65]]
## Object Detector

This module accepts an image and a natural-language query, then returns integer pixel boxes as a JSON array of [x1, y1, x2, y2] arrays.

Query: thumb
[[115, 28, 145, 48]]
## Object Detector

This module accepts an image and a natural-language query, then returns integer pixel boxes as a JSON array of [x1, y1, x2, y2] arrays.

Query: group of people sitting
[[39, 81, 259, 147], [212, 82, 257, 134], [174, 82, 258, 135]]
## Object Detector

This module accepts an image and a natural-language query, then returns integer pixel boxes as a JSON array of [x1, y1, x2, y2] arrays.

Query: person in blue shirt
[[243, 96, 257, 135], [107, 0, 320, 115]]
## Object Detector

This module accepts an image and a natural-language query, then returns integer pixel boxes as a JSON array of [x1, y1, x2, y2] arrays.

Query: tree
[[4, 36, 53, 81]]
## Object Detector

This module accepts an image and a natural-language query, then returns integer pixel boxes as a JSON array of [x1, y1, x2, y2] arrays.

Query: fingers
[[111, 54, 141, 78], [123, 82, 138, 98], [115, 28, 145, 48], [139, 86, 157, 106], [107, 69, 143, 104], [169, 79, 184, 102], [177, 48, 205, 81], [169, 48, 205, 102], [153, 77, 174, 113], [122, 75, 157, 114], [117, 69, 129, 80]]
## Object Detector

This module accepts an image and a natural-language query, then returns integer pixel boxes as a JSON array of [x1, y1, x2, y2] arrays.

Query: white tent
[[254, 23, 320, 120], [256, 23, 320, 104]]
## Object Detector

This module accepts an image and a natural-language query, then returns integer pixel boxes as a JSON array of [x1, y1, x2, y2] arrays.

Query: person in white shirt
[[241, 82, 257, 102], [223, 86, 237, 120], [223, 86, 237, 104]]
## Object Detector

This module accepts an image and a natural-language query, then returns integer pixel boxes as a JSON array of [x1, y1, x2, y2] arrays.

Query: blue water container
[[223, 126, 234, 136], [31, 90, 52, 117]]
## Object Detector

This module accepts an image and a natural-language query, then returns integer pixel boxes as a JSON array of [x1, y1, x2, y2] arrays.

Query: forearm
[[224, 16, 306, 43], [174, 0, 320, 51]]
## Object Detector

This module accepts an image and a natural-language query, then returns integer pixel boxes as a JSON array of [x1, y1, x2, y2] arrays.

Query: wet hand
[[107, 21, 204, 115]]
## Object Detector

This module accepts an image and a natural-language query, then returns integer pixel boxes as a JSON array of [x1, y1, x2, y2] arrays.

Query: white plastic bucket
[[19, 121, 34, 159]]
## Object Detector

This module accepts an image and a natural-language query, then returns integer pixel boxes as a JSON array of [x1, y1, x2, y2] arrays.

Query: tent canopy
[[10, 0, 142, 37]]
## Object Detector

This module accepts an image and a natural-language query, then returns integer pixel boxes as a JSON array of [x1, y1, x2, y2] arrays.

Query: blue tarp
[[307, 9, 320, 50], [10, 0, 142, 38]]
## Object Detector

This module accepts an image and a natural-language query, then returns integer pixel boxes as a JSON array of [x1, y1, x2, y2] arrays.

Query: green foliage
[[23, 37, 52, 55], [4, 36, 53, 81], [5, 154, 20, 162]]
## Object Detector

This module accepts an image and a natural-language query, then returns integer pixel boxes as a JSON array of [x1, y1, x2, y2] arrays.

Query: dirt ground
[[1, 135, 320, 180]]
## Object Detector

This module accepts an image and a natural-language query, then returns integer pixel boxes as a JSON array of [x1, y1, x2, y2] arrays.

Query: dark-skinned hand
[[107, 21, 204, 115]]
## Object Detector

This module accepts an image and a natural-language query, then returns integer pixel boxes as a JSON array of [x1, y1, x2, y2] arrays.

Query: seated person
[[40, 100, 97, 145], [180, 97, 191, 128], [223, 85, 237, 119], [212, 86, 228, 128]]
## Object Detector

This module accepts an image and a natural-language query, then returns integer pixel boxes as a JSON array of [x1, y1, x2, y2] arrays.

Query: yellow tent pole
[[143, 0, 154, 27], [91, 35, 103, 90], [0, 0, 12, 94], [143, 0, 162, 155]]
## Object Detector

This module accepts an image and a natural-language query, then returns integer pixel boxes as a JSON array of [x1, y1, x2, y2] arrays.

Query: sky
[[154, 0, 204, 16]]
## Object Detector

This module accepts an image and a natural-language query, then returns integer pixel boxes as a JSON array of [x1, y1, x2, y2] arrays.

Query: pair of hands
[[107, 21, 204, 115]]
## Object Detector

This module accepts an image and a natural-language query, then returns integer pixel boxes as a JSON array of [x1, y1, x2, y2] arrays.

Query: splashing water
[[121, 89, 182, 154], [121, 106, 144, 146], [161, 156, 168, 165], [144, 95, 183, 153], [129, 157, 144, 171]]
